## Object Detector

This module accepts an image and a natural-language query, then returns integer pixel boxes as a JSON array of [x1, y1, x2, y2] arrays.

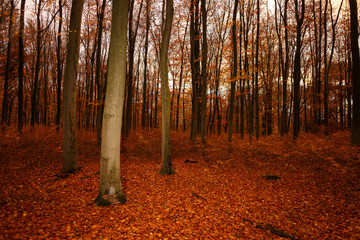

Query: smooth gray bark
[[61, 0, 84, 173], [95, 0, 129, 206], [159, 0, 175, 175]]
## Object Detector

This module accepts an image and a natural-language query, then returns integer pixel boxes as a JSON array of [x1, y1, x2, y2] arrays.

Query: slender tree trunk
[[142, 0, 150, 129], [255, 0, 260, 139], [31, 0, 42, 127], [43, 45, 49, 125], [293, 0, 305, 139], [275, 0, 289, 136], [349, 0, 360, 145], [176, 22, 188, 130], [347, 48, 352, 128], [200, 0, 208, 144], [18, 0, 26, 133], [56, 0, 63, 129], [339, 58, 344, 128], [2, 0, 14, 126], [159, 0, 175, 175], [190, 0, 200, 140], [124, 0, 143, 137], [323, 0, 328, 135], [228, 0, 239, 142], [95, 0, 107, 145], [239, 2, 244, 139], [95, 0, 128, 206], [61, 0, 84, 173]]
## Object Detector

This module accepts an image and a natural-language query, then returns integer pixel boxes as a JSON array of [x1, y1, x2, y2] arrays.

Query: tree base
[[159, 166, 176, 176], [60, 166, 82, 175], [94, 192, 127, 207]]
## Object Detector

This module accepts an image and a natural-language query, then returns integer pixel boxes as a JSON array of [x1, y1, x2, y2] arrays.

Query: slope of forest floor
[[1, 127, 359, 239]]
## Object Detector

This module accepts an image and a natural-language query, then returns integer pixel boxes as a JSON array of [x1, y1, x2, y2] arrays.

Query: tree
[[200, 0, 208, 144], [95, 0, 128, 206], [124, 0, 143, 137], [349, 0, 360, 145], [159, 0, 175, 175], [1, 0, 14, 126], [324, 0, 344, 135], [18, 0, 26, 133], [31, 0, 44, 127], [56, 0, 63, 129], [190, 0, 200, 141], [142, 0, 150, 130], [275, 0, 289, 136], [293, 0, 305, 139], [95, 0, 107, 145], [228, 0, 239, 142], [61, 0, 85, 173], [254, 0, 260, 139]]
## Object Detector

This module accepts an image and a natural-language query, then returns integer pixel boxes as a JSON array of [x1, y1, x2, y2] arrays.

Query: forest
[[0, 0, 360, 238]]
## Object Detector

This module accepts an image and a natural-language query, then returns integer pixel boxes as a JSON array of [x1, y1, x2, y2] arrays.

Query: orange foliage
[[0, 127, 359, 239]]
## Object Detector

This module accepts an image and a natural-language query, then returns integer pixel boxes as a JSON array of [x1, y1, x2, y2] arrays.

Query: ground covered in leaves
[[1, 127, 360, 239]]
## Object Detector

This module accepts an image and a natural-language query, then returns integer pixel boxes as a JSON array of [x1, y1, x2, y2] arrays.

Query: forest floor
[[0, 127, 360, 239]]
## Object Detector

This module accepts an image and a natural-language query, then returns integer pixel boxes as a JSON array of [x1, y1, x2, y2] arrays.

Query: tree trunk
[[95, 0, 107, 145], [61, 0, 84, 173], [1, 0, 14, 126], [31, 0, 42, 127], [255, 0, 260, 139], [18, 0, 26, 133], [124, 0, 143, 137], [349, 0, 360, 145], [293, 0, 305, 139], [200, 0, 208, 144], [176, 22, 188, 131], [142, 0, 150, 130], [159, 0, 175, 175], [228, 0, 239, 142], [95, 0, 128, 206], [56, 0, 63, 129], [190, 0, 200, 140]]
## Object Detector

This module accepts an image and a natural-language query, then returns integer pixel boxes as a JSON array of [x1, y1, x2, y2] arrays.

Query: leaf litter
[[0, 127, 359, 239]]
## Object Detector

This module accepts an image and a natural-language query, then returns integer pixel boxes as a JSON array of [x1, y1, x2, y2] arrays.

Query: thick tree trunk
[[61, 0, 84, 173], [95, 0, 128, 206], [159, 0, 175, 175], [349, 0, 360, 145]]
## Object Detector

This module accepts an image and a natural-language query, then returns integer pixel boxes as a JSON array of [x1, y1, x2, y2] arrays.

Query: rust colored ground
[[1, 127, 359, 239]]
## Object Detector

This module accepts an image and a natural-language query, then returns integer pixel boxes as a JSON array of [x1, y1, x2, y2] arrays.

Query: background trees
[[0, 0, 359, 144]]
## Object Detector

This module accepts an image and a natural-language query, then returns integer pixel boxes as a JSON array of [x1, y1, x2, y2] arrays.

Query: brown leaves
[[0, 127, 360, 239]]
